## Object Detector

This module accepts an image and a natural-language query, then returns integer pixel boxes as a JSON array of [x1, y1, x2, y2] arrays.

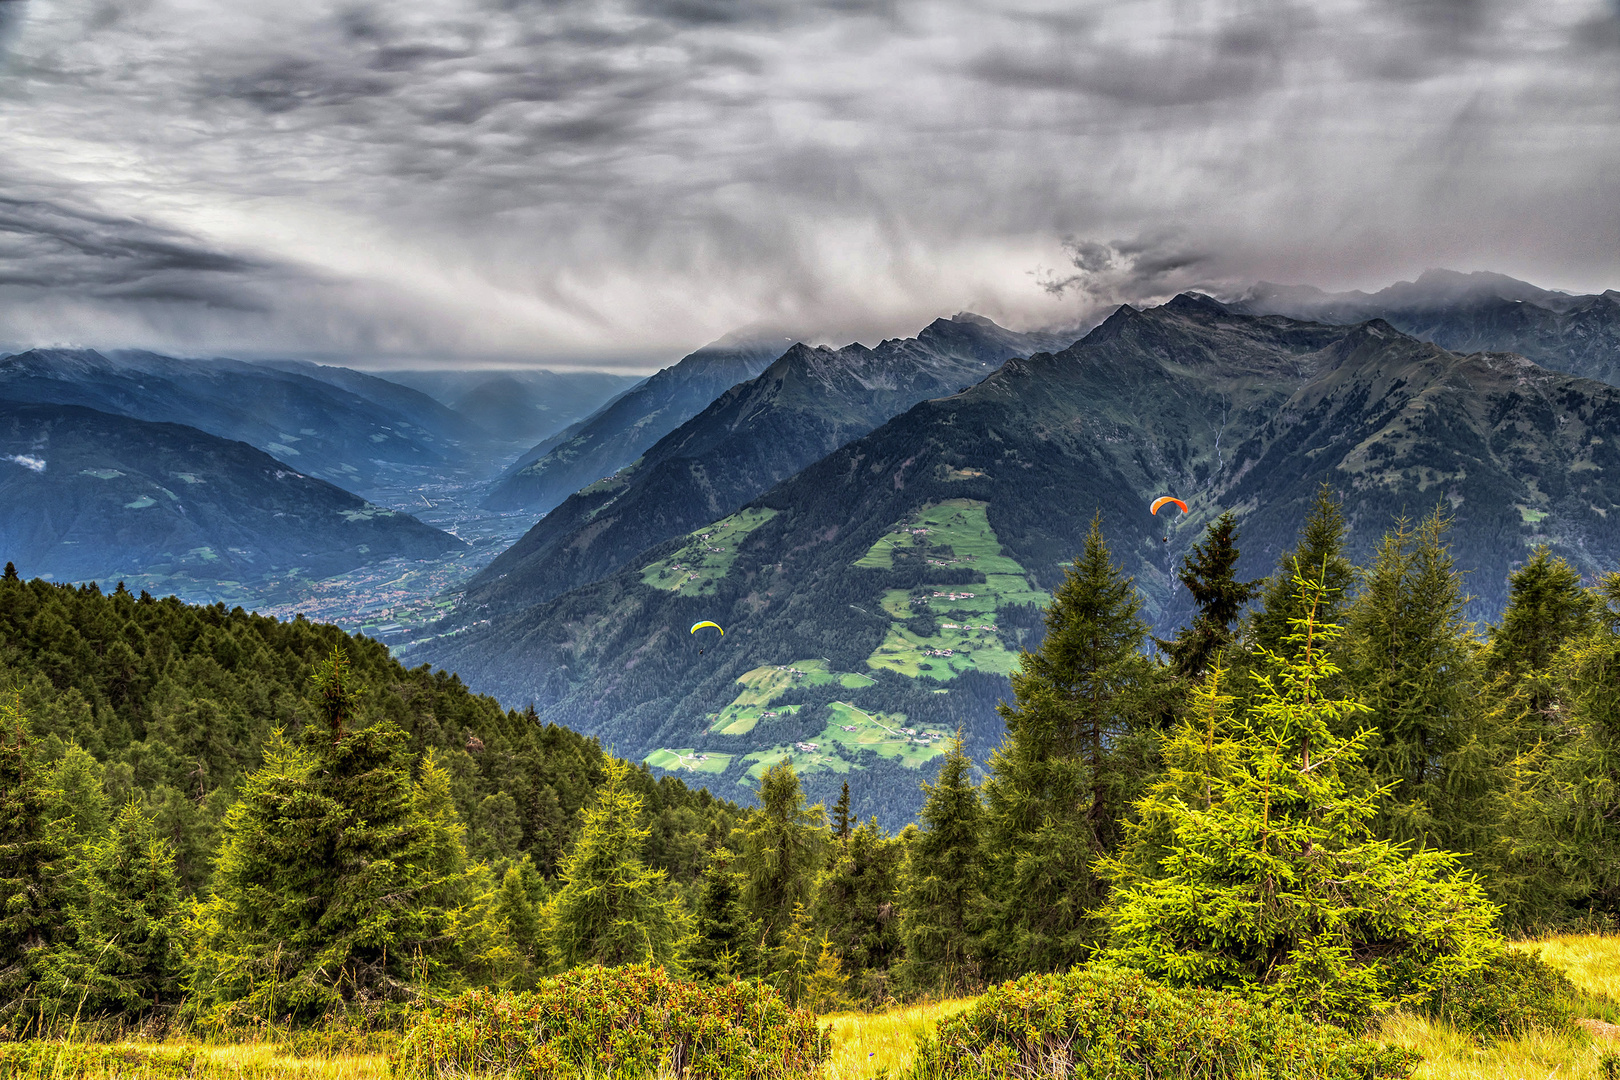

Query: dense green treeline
[[5, 479, 1620, 1034]]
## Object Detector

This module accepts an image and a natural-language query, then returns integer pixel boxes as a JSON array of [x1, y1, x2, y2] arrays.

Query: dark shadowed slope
[[480, 334, 804, 513], [0, 348, 474, 489], [459, 314, 1080, 616], [0, 401, 464, 584]]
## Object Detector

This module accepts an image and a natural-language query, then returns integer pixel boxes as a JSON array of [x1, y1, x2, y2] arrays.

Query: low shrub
[[393, 965, 828, 1080], [1422, 949, 1579, 1042], [903, 966, 1421, 1080], [0, 1042, 198, 1079]]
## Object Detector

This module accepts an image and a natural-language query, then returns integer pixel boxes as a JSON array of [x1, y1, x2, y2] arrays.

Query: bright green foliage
[[905, 966, 1422, 1080], [736, 760, 826, 953], [0, 697, 72, 1033], [1099, 576, 1501, 1029], [545, 759, 688, 972], [687, 847, 758, 984], [188, 649, 467, 1021], [811, 818, 904, 1002], [1345, 510, 1498, 853], [396, 968, 829, 1080], [1161, 512, 1261, 678], [1251, 484, 1357, 658], [981, 516, 1169, 976], [800, 938, 854, 1014], [897, 735, 987, 995], [492, 864, 544, 981], [1423, 949, 1579, 1043], [44, 744, 111, 850], [762, 903, 818, 1005], [59, 801, 184, 1019]]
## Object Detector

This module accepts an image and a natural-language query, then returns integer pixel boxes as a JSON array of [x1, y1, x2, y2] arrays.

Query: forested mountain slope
[[413, 296, 1620, 821], [0, 401, 463, 583], [0, 575, 737, 892], [369, 366, 642, 444], [461, 314, 1078, 616], [482, 334, 791, 513]]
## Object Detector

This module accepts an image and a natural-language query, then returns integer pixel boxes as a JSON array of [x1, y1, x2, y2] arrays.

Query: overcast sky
[[0, 0, 1616, 369]]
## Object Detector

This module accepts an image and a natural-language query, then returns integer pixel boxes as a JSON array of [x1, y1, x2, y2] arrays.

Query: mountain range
[[410, 292, 1620, 823], [0, 400, 463, 584], [462, 314, 1080, 617], [480, 333, 796, 513]]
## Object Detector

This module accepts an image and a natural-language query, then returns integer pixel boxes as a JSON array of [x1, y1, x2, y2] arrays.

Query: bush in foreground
[[394, 965, 828, 1080], [904, 967, 1421, 1080], [1422, 949, 1581, 1042]]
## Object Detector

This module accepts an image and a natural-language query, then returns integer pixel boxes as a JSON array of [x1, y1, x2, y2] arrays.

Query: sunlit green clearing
[[867, 623, 1020, 679], [853, 499, 1024, 571], [740, 744, 854, 784], [709, 658, 874, 735], [643, 748, 732, 775], [640, 506, 778, 596], [821, 701, 945, 768]]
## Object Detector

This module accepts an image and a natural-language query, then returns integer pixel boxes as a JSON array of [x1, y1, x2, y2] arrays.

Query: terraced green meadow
[[640, 507, 779, 596], [857, 500, 1048, 679], [708, 659, 873, 735]]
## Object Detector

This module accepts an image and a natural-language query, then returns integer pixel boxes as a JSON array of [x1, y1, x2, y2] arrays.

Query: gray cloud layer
[[0, 0, 1616, 365]]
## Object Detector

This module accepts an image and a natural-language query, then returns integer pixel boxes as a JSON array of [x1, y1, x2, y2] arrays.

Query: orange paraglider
[[1150, 497, 1188, 516], [1150, 496, 1188, 542]]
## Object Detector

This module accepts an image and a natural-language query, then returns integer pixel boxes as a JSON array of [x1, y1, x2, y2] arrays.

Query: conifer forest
[[9, 487, 1620, 1078]]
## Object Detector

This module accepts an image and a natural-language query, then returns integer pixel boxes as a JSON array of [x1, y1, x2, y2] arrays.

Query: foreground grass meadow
[[10, 935, 1620, 1080]]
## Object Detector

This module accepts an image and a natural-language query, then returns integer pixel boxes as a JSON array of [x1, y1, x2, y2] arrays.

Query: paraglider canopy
[[1150, 497, 1189, 516], [690, 621, 724, 636]]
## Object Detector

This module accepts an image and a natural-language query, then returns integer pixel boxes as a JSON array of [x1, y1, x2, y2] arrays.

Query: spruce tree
[[832, 782, 853, 842], [0, 697, 72, 1032], [1160, 512, 1261, 678], [1099, 575, 1501, 1030], [189, 649, 465, 1019], [811, 818, 904, 1001], [687, 847, 758, 983], [897, 734, 986, 994], [1510, 573, 1620, 924], [738, 760, 826, 955], [62, 801, 184, 1019], [2, 561, 17, 581], [980, 515, 1170, 976], [1251, 484, 1356, 656], [1344, 510, 1495, 853], [1488, 547, 1597, 706], [545, 758, 687, 971]]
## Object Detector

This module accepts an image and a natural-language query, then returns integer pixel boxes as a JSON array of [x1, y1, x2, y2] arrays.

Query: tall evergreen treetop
[[1161, 512, 1261, 678], [688, 846, 757, 983], [0, 697, 72, 1032], [1488, 546, 1597, 685], [1251, 484, 1357, 656]]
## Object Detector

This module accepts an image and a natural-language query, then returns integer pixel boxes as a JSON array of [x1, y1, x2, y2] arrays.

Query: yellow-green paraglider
[[691, 620, 724, 654]]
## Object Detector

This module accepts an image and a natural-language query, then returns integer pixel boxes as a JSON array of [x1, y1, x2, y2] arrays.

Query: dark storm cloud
[[0, 0, 1615, 362], [0, 189, 262, 303]]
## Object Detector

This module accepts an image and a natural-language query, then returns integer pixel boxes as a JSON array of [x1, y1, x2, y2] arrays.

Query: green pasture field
[[820, 701, 946, 768], [709, 658, 874, 734], [855, 500, 1048, 680], [740, 743, 854, 784], [639, 506, 779, 596], [642, 748, 733, 775]]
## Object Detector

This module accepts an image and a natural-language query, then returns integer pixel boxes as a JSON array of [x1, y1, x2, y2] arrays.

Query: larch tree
[[544, 758, 688, 971]]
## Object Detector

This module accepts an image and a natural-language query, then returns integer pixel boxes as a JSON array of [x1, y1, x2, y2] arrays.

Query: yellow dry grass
[[819, 998, 973, 1080]]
